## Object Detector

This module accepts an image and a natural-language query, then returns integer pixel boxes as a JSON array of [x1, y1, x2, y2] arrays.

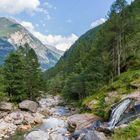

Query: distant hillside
[[0, 17, 62, 70], [45, 0, 140, 99]]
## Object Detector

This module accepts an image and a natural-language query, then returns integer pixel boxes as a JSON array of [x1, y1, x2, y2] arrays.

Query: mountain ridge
[[0, 17, 62, 70]]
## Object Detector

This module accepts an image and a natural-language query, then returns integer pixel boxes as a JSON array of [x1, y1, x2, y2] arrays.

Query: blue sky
[[0, 0, 133, 51]]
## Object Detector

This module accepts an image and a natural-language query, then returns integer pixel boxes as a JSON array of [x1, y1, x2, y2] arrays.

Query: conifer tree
[[4, 52, 27, 102]]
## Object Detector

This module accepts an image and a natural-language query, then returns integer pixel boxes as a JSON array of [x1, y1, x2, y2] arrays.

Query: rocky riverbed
[[0, 95, 107, 140], [2, 94, 139, 140]]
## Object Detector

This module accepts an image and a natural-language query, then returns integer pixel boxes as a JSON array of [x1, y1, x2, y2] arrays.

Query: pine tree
[[4, 52, 27, 102], [25, 48, 42, 100]]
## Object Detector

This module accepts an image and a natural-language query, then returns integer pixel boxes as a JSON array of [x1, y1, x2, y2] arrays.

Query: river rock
[[39, 95, 64, 108], [0, 111, 8, 119], [0, 121, 17, 139], [10, 112, 24, 125], [68, 114, 100, 131], [49, 133, 64, 140], [122, 90, 140, 105], [39, 108, 53, 116], [19, 100, 38, 113], [137, 136, 140, 140], [23, 112, 35, 124], [77, 130, 106, 140], [33, 112, 44, 124], [25, 130, 49, 140], [0, 102, 13, 111], [17, 124, 31, 131]]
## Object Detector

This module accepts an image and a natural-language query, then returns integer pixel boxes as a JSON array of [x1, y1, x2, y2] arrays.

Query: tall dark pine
[[4, 52, 26, 102], [25, 48, 41, 100]]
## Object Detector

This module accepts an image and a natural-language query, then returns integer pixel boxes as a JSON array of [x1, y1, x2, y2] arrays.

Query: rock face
[[0, 102, 13, 111], [68, 114, 100, 131], [19, 100, 38, 113], [25, 130, 49, 140], [76, 130, 106, 140]]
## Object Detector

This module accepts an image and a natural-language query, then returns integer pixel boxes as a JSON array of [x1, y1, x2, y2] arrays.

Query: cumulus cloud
[[91, 18, 106, 28], [0, 0, 40, 14], [21, 21, 35, 31], [21, 21, 78, 51]]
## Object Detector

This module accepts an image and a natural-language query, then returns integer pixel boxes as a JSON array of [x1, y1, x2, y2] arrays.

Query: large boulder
[[49, 133, 64, 140], [68, 114, 100, 131], [19, 100, 38, 113], [74, 130, 106, 140], [25, 130, 49, 140], [122, 90, 140, 105], [0, 102, 13, 111]]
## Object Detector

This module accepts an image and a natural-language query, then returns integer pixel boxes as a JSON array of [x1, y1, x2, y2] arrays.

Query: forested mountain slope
[[45, 0, 140, 100]]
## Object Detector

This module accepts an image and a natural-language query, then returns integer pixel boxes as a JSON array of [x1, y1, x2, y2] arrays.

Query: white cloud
[[21, 21, 34, 31], [91, 18, 106, 28], [40, 34, 78, 51], [0, 0, 40, 14], [21, 21, 78, 51]]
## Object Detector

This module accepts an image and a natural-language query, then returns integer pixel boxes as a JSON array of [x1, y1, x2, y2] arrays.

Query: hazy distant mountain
[[0, 17, 62, 70]]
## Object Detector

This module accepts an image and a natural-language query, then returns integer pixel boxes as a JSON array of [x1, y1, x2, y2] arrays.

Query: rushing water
[[7, 106, 71, 140], [107, 98, 132, 130]]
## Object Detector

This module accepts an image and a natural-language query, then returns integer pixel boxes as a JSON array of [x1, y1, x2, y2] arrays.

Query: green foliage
[[83, 69, 140, 119], [0, 67, 7, 100], [45, 0, 140, 101], [110, 119, 140, 140], [4, 52, 27, 102], [3, 44, 42, 102], [46, 74, 64, 95], [24, 45, 42, 100]]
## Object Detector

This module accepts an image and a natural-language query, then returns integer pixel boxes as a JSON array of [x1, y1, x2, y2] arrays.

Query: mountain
[[45, 0, 140, 99], [0, 17, 62, 70]]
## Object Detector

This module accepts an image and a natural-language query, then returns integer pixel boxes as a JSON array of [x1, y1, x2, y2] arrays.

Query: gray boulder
[[68, 114, 100, 131], [19, 100, 38, 113], [0, 102, 13, 111], [25, 130, 49, 140], [75, 130, 106, 140], [49, 133, 64, 140]]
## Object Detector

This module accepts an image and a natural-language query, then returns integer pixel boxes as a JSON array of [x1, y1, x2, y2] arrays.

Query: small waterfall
[[108, 98, 133, 130]]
